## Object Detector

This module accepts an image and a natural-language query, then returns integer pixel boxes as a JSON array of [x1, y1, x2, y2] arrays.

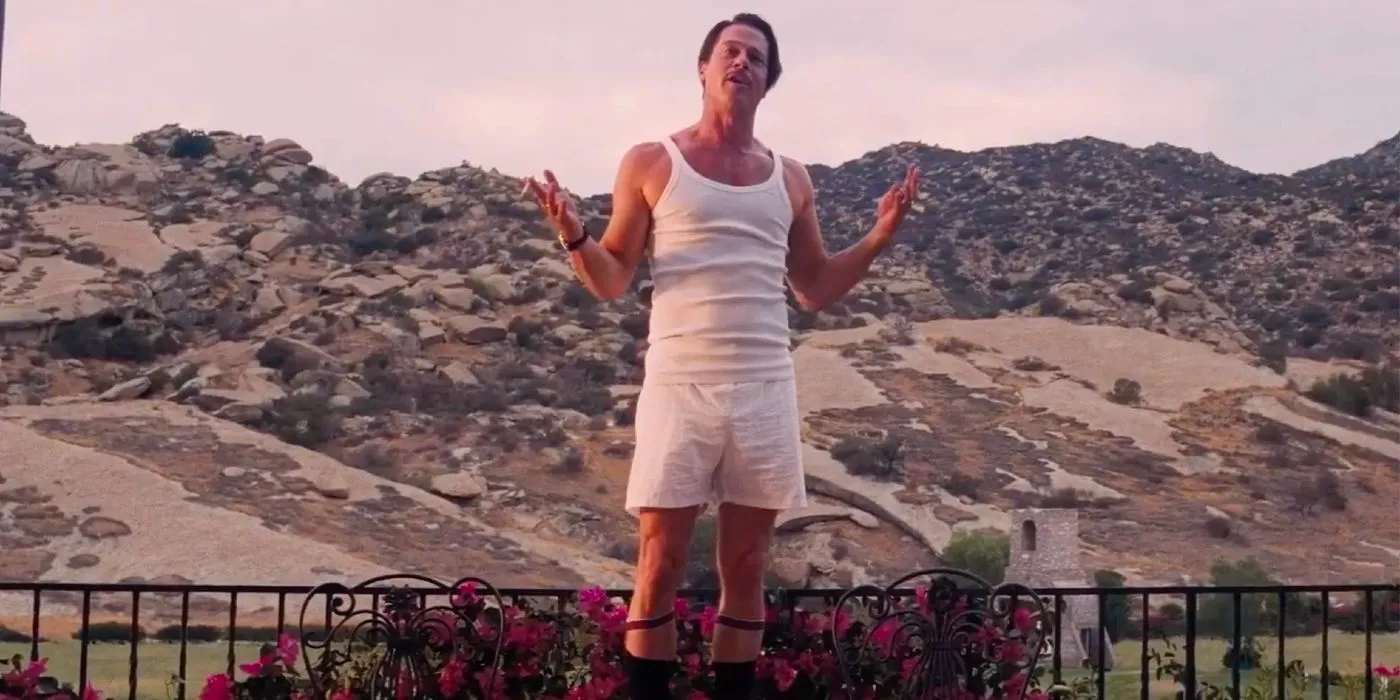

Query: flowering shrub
[[190, 582, 1070, 700], [1375, 664, 1400, 700], [0, 655, 101, 700], [198, 635, 311, 700], [41, 577, 1385, 700]]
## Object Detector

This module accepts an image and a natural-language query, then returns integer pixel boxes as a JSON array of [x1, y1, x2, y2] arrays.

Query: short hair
[[697, 13, 782, 91]]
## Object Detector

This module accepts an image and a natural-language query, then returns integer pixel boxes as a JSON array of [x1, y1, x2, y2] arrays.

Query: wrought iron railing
[[0, 576, 1394, 699]]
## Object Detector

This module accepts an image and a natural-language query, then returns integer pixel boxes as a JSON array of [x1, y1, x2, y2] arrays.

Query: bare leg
[[623, 505, 699, 699], [711, 502, 779, 699]]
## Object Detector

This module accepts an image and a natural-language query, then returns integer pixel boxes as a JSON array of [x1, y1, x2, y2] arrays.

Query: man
[[523, 12, 918, 698]]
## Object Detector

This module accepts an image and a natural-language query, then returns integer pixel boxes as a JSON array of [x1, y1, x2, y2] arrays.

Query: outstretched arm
[[785, 160, 919, 311], [524, 143, 659, 300]]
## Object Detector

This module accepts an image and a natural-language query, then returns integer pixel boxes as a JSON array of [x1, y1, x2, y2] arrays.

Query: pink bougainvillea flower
[[5, 657, 47, 691], [438, 656, 466, 696], [577, 587, 608, 615], [276, 633, 300, 667], [798, 610, 827, 636], [1013, 606, 1035, 633], [236, 656, 266, 677], [869, 619, 898, 651], [80, 684, 103, 700], [699, 606, 719, 638], [772, 658, 798, 692], [1003, 670, 1028, 699], [198, 673, 234, 700], [451, 581, 479, 607]]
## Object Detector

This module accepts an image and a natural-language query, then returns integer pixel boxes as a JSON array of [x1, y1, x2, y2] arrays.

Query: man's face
[[701, 24, 769, 106]]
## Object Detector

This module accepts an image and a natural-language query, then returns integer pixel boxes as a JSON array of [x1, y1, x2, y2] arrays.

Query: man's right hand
[[522, 170, 583, 244]]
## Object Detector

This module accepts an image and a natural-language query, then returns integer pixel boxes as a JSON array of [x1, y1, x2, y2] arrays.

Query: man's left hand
[[874, 164, 920, 236]]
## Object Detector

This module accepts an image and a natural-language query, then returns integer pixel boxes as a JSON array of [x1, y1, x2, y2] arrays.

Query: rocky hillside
[[0, 112, 1396, 603], [803, 136, 1399, 362]]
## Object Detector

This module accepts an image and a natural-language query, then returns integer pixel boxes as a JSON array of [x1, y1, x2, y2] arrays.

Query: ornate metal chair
[[298, 574, 505, 700], [832, 568, 1053, 700]]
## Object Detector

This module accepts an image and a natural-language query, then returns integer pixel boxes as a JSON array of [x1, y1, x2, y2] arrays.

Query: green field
[[1055, 633, 1400, 699], [1, 633, 1395, 699]]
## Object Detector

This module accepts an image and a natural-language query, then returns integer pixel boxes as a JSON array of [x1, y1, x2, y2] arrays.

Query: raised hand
[[522, 169, 583, 242], [874, 164, 920, 235]]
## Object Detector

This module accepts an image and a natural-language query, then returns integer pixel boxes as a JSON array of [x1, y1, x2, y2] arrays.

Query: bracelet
[[562, 223, 589, 252]]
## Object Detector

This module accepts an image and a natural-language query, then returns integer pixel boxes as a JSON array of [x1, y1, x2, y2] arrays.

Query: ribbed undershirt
[[643, 136, 796, 385]]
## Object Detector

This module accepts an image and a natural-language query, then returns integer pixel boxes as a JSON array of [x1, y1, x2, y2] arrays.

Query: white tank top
[[643, 136, 795, 385]]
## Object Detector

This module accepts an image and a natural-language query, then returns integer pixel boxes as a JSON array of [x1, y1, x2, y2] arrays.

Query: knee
[[634, 534, 687, 595], [718, 539, 769, 588]]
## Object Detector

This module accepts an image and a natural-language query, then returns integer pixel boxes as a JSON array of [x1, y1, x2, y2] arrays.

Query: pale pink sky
[[7, 1, 1398, 195]]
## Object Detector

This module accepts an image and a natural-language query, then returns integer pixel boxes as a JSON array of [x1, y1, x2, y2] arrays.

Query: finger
[[544, 170, 560, 187], [523, 177, 545, 201], [546, 181, 559, 213]]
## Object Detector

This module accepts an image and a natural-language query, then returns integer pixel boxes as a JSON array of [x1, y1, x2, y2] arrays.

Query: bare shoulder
[[779, 155, 812, 184], [616, 141, 672, 199], [779, 154, 814, 206]]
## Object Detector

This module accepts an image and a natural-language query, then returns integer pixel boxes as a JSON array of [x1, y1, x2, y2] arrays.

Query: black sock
[[623, 652, 677, 700], [711, 660, 757, 700]]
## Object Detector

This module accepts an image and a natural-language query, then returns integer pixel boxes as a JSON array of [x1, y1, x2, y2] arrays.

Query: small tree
[[939, 529, 1010, 585], [1094, 569, 1132, 642]]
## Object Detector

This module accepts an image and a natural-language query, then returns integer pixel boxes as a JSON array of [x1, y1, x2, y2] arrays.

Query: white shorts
[[625, 379, 807, 515]]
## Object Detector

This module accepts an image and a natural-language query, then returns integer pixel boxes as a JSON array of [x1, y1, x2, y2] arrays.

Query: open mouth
[[725, 74, 749, 85]]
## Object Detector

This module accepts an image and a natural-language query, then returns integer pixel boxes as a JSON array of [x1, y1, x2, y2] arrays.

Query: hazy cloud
[[6, 0, 1397, 194]]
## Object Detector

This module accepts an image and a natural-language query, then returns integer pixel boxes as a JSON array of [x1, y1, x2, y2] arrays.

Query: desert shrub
[[1203, 516, 1232, 539], [1256, 339, 1288, 374], [553, 448, 586, 474], [260, 393, 342, 448], [1116, 280, 1154, 304], [828, 435, 904, 481], [65, 246, 109, 266], [1306, 364, 1399, 417], [941, 471, 984, 500], [74, 621, 146, 643], [1036, 293, 1066, 316], [933, 336, 981, 355], [1252, 422, 1286, 444], [1107, 378, 1142, 405], [1012, 356, 1059, 372], [167, 129, 216, 159], [879, 315, 914, 345], [254, 339, 320, 382], [151, 624, 222, 643], [507, 317, 546, 348], [50, 316, 181, 363], [1314, 470, 1348, 512]]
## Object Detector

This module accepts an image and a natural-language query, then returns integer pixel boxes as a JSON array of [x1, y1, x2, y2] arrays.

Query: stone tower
[[1004, 509, 1115, 670]]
